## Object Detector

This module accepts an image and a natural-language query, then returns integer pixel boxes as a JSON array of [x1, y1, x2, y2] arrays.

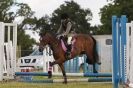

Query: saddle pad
[[61, 39, 67, 52]]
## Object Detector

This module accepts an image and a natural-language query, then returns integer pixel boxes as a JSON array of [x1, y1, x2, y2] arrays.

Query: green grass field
[[0, 75, 124, 88], [0, 82, 113, 88]]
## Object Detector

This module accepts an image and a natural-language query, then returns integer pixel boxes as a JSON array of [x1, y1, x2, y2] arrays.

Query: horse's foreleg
[[59, 63, 67, 84], [48, 61, 56, 78], [49, 59, 65, 66], [48, 60, 66, 79]]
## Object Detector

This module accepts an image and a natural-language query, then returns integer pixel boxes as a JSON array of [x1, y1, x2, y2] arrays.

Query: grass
[[0, 82, 113, 88], [0, 75, 124, 88], [0, 76, 114, 88]]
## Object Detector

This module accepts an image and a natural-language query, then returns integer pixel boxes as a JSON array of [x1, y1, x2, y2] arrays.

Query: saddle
[[59, 36, 72, 59]]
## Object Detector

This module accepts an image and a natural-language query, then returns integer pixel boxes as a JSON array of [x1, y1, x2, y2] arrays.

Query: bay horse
[[39, 32, 100, 83]]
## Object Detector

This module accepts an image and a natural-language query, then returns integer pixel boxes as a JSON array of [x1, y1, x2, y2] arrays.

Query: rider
[[57, 13, 75, 58]]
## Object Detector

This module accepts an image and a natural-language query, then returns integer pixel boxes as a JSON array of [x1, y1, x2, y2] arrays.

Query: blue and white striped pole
[[112, 16, 119, 88], [120, 15, 127, 84]]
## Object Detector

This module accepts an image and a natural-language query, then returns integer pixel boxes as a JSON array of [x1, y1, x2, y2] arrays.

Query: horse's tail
[[91, 36, 100, 64]]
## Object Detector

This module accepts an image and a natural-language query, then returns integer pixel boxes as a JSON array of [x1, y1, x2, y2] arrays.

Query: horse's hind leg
[[86, 51, 98, 73], [59, 63, 67, 84], [93, 64, 98, 73], [86, 56, 98, 73]]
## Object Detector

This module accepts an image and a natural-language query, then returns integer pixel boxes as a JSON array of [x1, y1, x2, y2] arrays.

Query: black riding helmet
[[60, 13, 69, 20]]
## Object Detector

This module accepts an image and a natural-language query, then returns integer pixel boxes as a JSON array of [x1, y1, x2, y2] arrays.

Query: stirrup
[[65, 51, 71, 59]]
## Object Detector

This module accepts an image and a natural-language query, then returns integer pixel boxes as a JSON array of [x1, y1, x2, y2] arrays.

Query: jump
[[39, 32, 100, 83]]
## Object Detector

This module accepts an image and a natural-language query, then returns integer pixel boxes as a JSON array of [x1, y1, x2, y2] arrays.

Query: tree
[[0, 0, 14, 22], [0, 0, 36, 56], [99, 0, 133, 34], [50, 1, 93, 34], [33, 1, 99, 34], [99, 3, 121, 34], [34, 15, 51, 33], [114, 0, 133, 21]]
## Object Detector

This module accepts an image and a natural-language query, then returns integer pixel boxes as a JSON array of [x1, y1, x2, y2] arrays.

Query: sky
[[17, 0, 110, 42]]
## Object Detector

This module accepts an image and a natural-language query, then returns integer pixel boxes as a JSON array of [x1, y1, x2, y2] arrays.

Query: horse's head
[[39, 32, 50, 52]]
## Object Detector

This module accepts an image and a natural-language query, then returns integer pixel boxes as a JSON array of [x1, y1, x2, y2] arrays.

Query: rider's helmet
[[60, 13, 69, 20]]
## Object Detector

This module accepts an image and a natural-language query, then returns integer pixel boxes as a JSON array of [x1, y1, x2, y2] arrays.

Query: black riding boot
[[65, 44, 71, 59], [65, 50, 71, 59]]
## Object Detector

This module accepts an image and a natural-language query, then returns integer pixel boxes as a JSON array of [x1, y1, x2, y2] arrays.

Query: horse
[[39, 32, 100, 84]]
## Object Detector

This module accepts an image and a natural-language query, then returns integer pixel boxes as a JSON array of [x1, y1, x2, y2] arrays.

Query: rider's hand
[[57, 34, 61, 38], [57, 34, 63, 39]]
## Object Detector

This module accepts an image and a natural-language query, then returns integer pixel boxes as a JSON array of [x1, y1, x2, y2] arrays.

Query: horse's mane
[[48, 31, 57, 38], [39, 31, 57, 38]]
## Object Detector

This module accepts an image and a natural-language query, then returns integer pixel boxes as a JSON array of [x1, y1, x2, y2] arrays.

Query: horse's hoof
[[93, 70, 98, 73], [48, 71, 52, 79]]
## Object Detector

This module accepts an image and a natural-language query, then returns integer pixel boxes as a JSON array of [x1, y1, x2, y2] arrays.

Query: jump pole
[[0, 22, 4, 81], [112, 15, 127, 88], [19, 78, 112, 83], [15, 72, 112, 77]]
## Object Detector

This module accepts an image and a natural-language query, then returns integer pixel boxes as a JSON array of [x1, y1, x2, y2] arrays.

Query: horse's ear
[[39, 32, 46, 37]]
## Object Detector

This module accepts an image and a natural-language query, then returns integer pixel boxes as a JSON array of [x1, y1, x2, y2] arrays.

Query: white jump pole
[[0, 22, 17, 80], [0, 22, 4, 81], [128, 21, 133, 85], [43, 48, 47, 72], [12, 23, 17, 77]]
